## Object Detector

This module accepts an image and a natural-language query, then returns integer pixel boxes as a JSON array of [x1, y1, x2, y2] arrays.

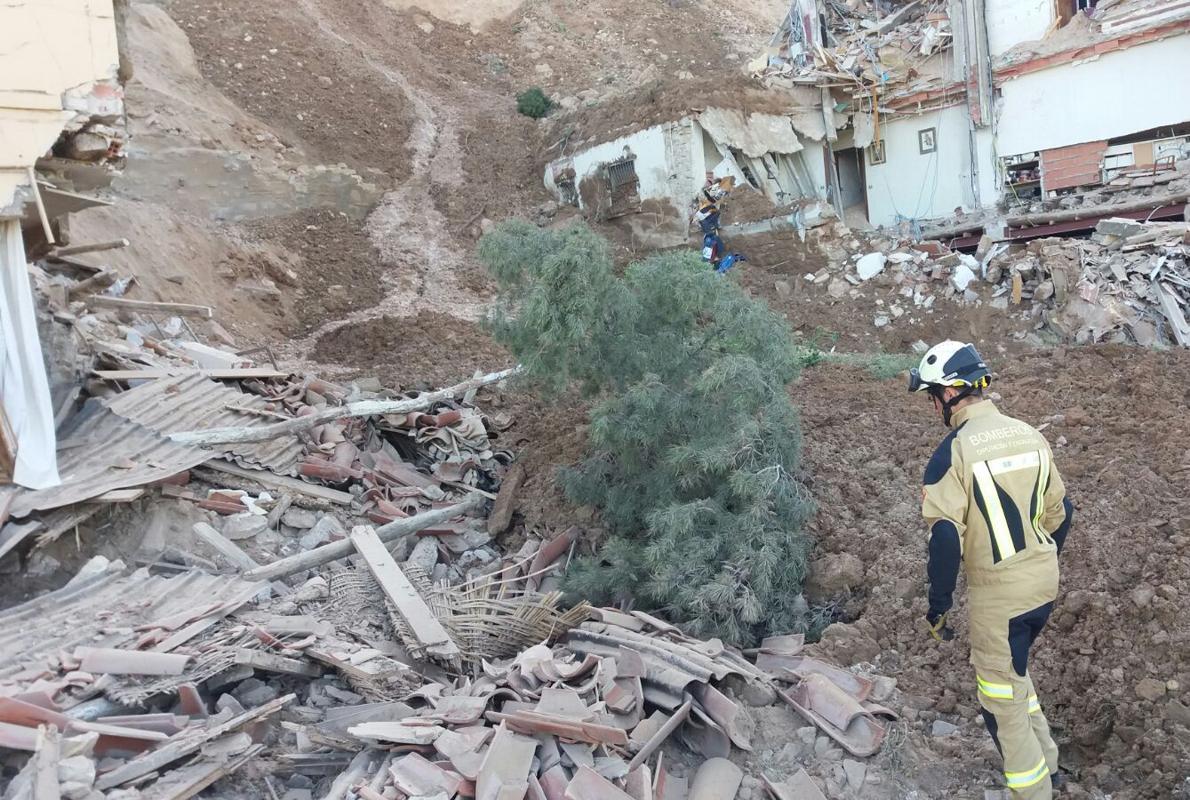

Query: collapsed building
[[543, 102, 840, 244], [543, 1, 1190, 246], [753, 0, 1190, 241], [0, 0, 128, 489]]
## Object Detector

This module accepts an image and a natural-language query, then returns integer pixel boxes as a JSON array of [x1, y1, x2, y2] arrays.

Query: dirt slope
[[798, 347, 1190, 797]]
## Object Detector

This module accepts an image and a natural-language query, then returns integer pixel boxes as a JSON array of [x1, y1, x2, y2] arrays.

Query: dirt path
[[289, 0, 488, 353]]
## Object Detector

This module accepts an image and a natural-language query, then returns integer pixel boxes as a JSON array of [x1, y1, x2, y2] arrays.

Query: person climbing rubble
[[908, 341, 1075, 799], [691, 173, 736, 234]]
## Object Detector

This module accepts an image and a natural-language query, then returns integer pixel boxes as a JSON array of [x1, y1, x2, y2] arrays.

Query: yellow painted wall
[[0, 0, 120, 209]]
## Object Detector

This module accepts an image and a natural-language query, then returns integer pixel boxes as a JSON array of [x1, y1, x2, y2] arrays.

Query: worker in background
[[909, 341, 1074, 799], [691, 174, 735, 234]]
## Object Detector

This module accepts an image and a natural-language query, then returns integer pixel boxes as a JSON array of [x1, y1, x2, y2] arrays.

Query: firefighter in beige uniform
[[910, 341, 1074, 799]]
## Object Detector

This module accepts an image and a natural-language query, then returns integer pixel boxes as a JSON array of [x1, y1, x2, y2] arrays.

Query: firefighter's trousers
[[969, 584, 1060, 799]]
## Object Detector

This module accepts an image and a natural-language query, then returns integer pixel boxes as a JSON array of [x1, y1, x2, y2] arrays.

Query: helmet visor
[[907, 368, 923, 393]]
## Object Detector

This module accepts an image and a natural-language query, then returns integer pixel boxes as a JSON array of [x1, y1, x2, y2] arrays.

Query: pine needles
[[480, 221, 815, 645]]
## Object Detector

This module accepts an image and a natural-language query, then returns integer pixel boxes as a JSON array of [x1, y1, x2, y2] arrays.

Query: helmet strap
[[931, 385, 977, 427]]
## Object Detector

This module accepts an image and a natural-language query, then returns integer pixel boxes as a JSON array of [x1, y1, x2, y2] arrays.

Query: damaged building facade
[[543, 102, 839, 239], [544, 1, 1190, 242], [754, 0, 1190, 239], [0, 0, 126, 489]]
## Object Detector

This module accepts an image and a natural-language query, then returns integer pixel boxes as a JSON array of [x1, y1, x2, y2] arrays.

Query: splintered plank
[[203, 461, 352, 505], [348, 526, 459, 659], [192, 522, 259, 572], [93, 368, 288, 381], [84, 295, 214, 319], [95, 695, 293, 790], [233, 649, 322, 678]]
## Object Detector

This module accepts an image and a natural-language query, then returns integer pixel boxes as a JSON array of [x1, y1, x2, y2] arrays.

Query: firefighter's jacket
[[921, 400, 1073, 665]]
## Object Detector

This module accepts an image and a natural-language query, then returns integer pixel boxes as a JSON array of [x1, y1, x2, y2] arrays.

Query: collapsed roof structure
[[750, 0, 1190, 240]]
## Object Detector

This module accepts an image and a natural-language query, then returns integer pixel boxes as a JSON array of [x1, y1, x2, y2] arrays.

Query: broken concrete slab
[[222, 513, 268, 541], [688, 758, 742, 800], [856, 252, 886, 280], [763, 769, 826, 800]]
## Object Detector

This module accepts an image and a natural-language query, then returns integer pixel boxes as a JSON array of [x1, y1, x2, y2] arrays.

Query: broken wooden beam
[[242, 497, 480, 582], [192, 522, 259, 572], [349, 525, 460, 661], [1006, 191, 1190, 227], [95, 694, 293, 790], [67, 269, 119, 299], [626, 700, 692, 771], [233, 649, 323, 678], [147, 742, 264, 800], [487, 462, 525, 536], [202, 461, 352, 505], [93, 368, 288, 381], [49, 238, 130, 259], [84, 295, 214, 319], [169, 366, 521, 446]]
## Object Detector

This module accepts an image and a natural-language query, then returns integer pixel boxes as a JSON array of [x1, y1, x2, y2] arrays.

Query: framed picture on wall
[[918, 128, 937, 154], [868, 140, 886, 165]]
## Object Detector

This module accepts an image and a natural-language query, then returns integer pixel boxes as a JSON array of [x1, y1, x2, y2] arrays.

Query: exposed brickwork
[[1041, 140, 1108, 191]]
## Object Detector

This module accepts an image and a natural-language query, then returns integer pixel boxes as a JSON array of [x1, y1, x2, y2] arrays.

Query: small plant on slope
[[515, 87, 553, 119]]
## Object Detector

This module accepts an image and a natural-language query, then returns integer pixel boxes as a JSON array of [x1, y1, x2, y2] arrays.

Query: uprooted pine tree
[[479, 221, 815, 646]]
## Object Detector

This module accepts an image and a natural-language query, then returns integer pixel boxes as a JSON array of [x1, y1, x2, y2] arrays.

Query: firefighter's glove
[[925, 610, 955, 642]]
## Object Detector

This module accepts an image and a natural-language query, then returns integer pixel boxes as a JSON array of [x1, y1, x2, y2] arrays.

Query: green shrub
[[515, 87, 553, 119], [480, 221, 815, 645]]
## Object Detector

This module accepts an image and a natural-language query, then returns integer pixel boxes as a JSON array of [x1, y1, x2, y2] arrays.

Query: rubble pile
[[752, 0, 951, 102], [0, 540, 904, 800], [1008, 162, 1190, 215], [0, 260, 915, 800], [801, 216, 1190, 348], [3, 266, 523, 573]]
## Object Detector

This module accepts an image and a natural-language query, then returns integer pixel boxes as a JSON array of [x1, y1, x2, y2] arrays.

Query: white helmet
[[908, 340, 991, 395]]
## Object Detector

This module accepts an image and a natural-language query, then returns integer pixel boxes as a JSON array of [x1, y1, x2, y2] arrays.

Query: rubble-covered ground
[[6, 0, 1190, 798]]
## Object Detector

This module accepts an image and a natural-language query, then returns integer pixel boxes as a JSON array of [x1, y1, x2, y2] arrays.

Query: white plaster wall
[[0, 0, 121, 208], [562, 120, 700, 214], [974, 126, 999, 210], [801, 144, 830, 199], [985, 0, 1054, 58], [996, 35, 1190, 155], [865, 106, 975, 227]]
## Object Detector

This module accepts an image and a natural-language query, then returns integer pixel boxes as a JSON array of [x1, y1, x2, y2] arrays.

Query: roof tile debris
[[2, 247, 914, 799], [0, 535, 903, 799]]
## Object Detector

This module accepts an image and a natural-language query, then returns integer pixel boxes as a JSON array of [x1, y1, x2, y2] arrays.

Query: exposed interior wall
[[864, 105, 976, 227], [996, 35, 1190, 155], [801, 144, 830, 200], [0, 0, 121, 210], [1041, 139, 1108, 192], [985, 0, 1054, 58], [973, 126, 999, 211], [555, 121, 696, 215], [834, 149, 864, 209]]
